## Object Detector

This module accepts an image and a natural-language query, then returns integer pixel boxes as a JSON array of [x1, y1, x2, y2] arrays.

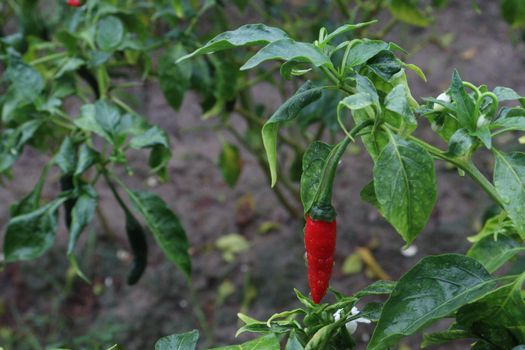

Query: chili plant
[[164, 20, 525, 349]]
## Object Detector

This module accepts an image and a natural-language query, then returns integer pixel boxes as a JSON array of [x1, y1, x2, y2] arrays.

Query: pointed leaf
[[178, 24, 288, 62], [368, 254, 496, 350], [126, 189, 191, 279], [373, 135, 436, 244], [262, 81, 323, 186], [493, 150, 525, 239], [154, 330, 199, 350], [467, 234, 525, 273], [241, 39, 331, 71], [4, 199, 66, 262]]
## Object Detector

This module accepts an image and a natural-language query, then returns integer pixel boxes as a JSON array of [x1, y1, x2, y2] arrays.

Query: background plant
[[1, 0, 525, 349]]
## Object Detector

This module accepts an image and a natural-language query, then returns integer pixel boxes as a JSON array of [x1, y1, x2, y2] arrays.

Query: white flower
[[477, 113, 488, 128], [433, 92, 450, 112], [333, 307, 371, 335]]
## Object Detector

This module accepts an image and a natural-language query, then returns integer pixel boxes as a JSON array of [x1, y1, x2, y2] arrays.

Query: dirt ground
[[1, 1, 524, 349]]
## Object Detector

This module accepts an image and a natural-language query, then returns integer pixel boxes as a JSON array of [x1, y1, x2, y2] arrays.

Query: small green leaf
[[177, 24, 288, 62], [467, 234, 525, 273], [0, 120, 43, 173], [491, 117, 525, 135], [342, 253, 363, 275], [493, 150, 525, 239], [55, 57, 85, 78], [493, 86, 522, 101], [387, 0, 431, 27], [4, 199, 66, 262], [159, 44, 192, 111], [6, 57, 44, 101], [321, 21, 377, 44], [446, 128, 477, 158], [10, 164, 50, 217], [75, 144, 100, 176], [215, 233, 250, 263], [209, 334, 280, 350], [154, 330, 199, 350], [219, 143, 242, 187], [285, 331, 304, 350], [367, 51, 403, 82], [54, 137, 77, 174], [457, 273, 525, 344], [421, 330, 474, 348], [355, 280, 397, 298], [450, 70, 477, 131], [300, 141, 333, 213], [345, 40, 389, 67], [501, 0, 525, 28], [305, 323, 340, 350], [384, 84, 416, 131], [96, 16, 125, 51], [367, 254, 496, 350], [373, 135, 436, 244], [67, 186, 98, 254], [262, 81, 323, 186], [126, 189, 191, 279], [241, 39, 331, 71]]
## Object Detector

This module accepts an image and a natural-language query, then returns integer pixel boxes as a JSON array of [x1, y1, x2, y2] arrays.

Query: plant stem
[[29, 51, 68, 65]]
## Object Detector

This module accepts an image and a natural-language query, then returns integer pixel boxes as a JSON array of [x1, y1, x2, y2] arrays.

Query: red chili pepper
[[304, 214, 336, 304], [67, 0, 81, 7]]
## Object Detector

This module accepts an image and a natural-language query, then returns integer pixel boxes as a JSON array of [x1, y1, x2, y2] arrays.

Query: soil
[[1, 1, 524, 349]]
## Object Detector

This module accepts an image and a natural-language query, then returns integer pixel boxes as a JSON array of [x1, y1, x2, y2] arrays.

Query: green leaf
[[154, 330, 199, 350], [491, 117, 525, 135], [450, 70, 477, 131], [0, 120, 43, 173], [4, 198, 66, 262], [219, 143, 242, 187], [209, 334, 280, 350], [262, 81, 323, 186], [126, 189, 191, 279], [10, 164, 50, 217], [285, 331, 304, 350], [366, 50, 403, 82], [446, 128, 477, 158], [177, 24, 288, 62], [55, 57, 85, 78], [501, 0, 525, 27], [373, 135, 436, 244], [384, 84, 416, 131], [493, 86, 523, 101], [94, 99, 123, 142], [305, 323, 340, 350], [493, 150, 525, 239], [129, 124, 170, 149], [96, 16, 125, 51], [321, 21, 377, 44], [75, 144, 100, 176], [387, 0, 431, 27], [354, 280, 397, 298], [467, 234, 525, 273], [54, 137, 77, 174], [367, 254, 496, 350], [300, 141, 333, 213], [360, 181, 381, 212], [67, 186, 98, 254], [159, 44, 192, 111], [421, 330, 474, 348], [345, 40, 389, 67], [6, 57, 44, 101], [457, 273, 525, 344], [241, 39, 331, 71]]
